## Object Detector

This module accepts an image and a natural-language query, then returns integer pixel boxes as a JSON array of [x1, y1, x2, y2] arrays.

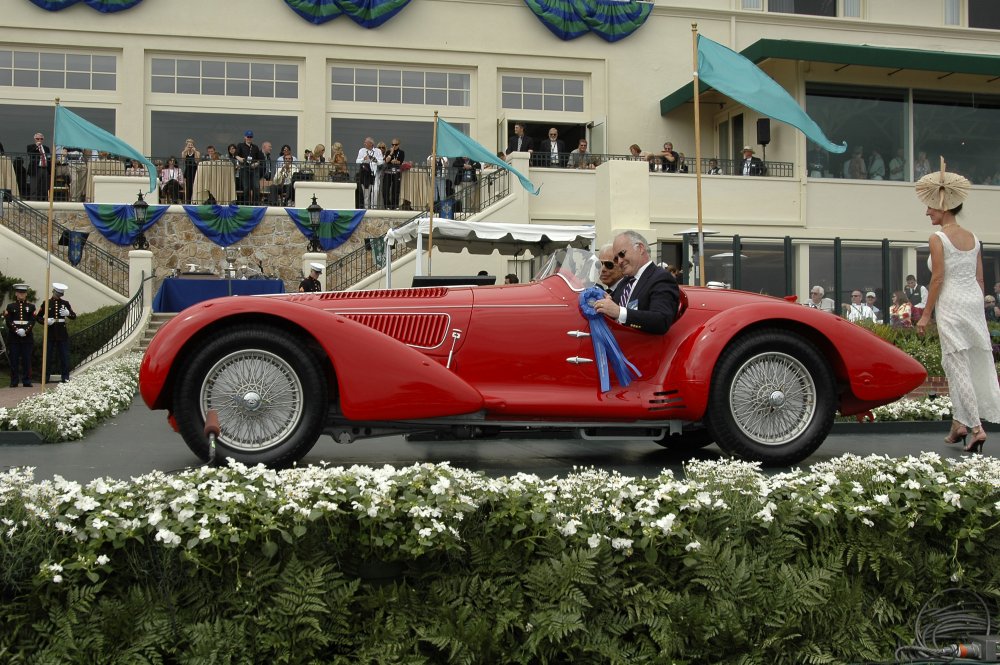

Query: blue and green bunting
[[524, 0, 650, 42], [283, 0, 412, 27], [182, 205, 268, 247], [29, 0, 144, 11], [285, 208, 365, 251], [84, 203, 168, 246]]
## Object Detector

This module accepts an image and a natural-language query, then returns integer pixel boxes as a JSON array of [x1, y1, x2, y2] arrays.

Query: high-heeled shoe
[[963, 428, 986, 454], [944, 423, 968, 445]]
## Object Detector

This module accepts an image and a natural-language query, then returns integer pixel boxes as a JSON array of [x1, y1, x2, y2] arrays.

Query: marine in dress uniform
[[36, 282, 77, 383], [298, 262, 324, 293], [4, 284, 36, 387]]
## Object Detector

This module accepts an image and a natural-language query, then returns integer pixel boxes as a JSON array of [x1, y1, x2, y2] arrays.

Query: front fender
[[664, 302, 926, 417], [140, 297, 484, 421]]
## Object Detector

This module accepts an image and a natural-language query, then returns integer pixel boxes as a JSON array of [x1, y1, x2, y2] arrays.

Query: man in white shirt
[[356, 137, 383, 209], [842, 290, 877, 323]]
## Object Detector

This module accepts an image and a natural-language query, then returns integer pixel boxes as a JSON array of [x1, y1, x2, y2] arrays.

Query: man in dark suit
[[27, 132, 52, 201], [235, 130, 264, 204], [594, 231, 680, 335], [536, 127, 565, 167], [738, 145, 766, 176], [504, 122, 534, 158]]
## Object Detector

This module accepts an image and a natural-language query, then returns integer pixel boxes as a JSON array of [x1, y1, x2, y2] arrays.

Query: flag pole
[[691, 24, 706, 287], [428, 111, 439, 276], [41, 98, 61, 387]]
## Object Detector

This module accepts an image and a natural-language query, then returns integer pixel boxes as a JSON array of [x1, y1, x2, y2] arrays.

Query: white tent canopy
[[385, 218, 596, 256]]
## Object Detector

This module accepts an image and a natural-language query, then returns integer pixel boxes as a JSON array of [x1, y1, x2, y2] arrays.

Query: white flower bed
[[866, 395, 953, 422], [0, 353, 143, 442]]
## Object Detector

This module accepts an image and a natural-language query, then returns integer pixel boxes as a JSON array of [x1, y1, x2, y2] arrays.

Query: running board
[[576, 427, 668, 441]]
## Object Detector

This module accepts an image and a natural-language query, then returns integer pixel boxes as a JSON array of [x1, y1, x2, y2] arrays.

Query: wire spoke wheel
[[201, 349, 305, 452], [728, 352, 816, 445]]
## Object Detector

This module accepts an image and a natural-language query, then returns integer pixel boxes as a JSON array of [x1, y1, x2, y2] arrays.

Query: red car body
[[140, 250, 926, 467]]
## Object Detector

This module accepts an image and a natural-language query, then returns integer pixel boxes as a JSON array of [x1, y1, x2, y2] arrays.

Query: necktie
[[619, 277, 635, 306], [39, 146, 46, 168], [517, 137, 522, 152]]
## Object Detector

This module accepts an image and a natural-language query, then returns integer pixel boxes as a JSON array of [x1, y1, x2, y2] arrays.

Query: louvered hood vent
[[339, 313, 451, 349]]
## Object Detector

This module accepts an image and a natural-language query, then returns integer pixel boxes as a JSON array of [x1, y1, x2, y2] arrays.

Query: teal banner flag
[[436, 117, 540, 195], [84, 203, 168, 246], [284, 208, 365, 251], [182, 205, 267, 247], [697, 34, 846, 154], [55, 106, 159, 191]]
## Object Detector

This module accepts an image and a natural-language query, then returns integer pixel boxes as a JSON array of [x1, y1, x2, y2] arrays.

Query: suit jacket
[[613, 265, 681, 335], [235, 141, 264, 172], [505, 134, 534, 155], [738, 156, 766, 176], [536, 139, 566, 166], [452, 157, 480, 184], [26, 143, 52, 175]]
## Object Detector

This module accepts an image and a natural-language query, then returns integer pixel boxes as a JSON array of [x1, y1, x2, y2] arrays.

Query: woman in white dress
[[915, 168, 1000, 452]]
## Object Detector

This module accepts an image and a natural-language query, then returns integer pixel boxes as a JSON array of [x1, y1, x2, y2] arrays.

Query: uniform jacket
[[4, 300, 36, 340], [36, 296, 77, 342]]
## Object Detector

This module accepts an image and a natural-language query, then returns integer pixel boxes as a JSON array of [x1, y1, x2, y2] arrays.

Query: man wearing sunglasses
[[592, 231, 680, 335], [598, 244, 625, 294]]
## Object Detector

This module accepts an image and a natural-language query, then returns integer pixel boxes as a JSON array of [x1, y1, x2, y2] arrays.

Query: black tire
[[654, 426, 714, 451], [705, 329, 836, 466], [172, 325, 328, 466]]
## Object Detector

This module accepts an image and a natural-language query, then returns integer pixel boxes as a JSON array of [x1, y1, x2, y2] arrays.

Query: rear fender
[[665, 302, 925, 417]]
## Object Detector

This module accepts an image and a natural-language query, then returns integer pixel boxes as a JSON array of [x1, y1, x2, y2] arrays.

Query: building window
[[0, 49, 115, 90], [150, 111, 298, 163], [842, 0, 861, 18], [945, 0, 961, 25], [768, 0, 836, 16], [741, 0, 763, 9], [331, 66, 470, 107], [501, 75, 584, 112], [151, 58, 298, 99], [330, 118, 469, 171], [913, 89, 1000, 185], [969, 0, 1000, 28]]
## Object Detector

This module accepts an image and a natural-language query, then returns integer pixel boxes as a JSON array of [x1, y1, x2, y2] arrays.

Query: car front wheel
[[706, 329, 835, 466], [172, 325, 328, 466]]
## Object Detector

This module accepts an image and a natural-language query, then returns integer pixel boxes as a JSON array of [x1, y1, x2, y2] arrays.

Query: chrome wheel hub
[[728, 352, 816, 446], [200, 349, 304, 452]]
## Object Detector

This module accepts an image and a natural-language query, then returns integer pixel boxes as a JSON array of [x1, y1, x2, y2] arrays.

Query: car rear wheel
[[706, 329, 835, 466], [173, 325, 327, 466]]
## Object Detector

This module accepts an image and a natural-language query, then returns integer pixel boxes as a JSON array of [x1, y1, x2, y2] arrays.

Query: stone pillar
[[595, 160, 651, 249], [795, 242, 811, 302], [128, 249, 154, 309]]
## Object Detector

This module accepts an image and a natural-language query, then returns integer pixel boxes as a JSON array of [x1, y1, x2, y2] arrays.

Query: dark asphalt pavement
[[0, 397, 984, 484]]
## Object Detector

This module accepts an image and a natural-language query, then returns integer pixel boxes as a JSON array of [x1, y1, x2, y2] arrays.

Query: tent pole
[[691, 25, 706, 287]]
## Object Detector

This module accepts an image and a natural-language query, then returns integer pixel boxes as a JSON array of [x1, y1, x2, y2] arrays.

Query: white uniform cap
[[52, 282, 68, 294], [309, 263, 324, 272], [13, 283, 28, 292]]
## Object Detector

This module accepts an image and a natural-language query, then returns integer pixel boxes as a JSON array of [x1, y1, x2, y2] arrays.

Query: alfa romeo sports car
[[140, 247, 926, 467]]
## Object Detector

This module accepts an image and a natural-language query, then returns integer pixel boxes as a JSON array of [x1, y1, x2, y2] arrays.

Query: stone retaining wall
[[54, 209, 393, 294]]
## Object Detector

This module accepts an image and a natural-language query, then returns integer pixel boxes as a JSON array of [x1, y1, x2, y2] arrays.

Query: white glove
[[47, 317, 55, 325], [59, 307, 69, 317], [15, 328, 26, 337]]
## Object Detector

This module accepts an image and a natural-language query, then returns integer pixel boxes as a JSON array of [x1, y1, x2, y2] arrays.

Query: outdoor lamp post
[[306, 194, 322, 253], [132, 191, 150, 250]]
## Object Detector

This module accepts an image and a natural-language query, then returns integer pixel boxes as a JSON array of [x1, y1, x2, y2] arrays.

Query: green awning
[[660, 39, 1000, 115]]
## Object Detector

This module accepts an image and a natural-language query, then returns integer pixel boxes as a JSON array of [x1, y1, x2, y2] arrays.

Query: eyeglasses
[[852, 293, 862, 298], [613, 249, 628, 262], [601, 261, 615, 270], [810, 291, 821, 295], [391, 143, 399, 146]]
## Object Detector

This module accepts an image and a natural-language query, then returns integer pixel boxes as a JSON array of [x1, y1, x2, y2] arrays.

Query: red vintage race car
[[140, 247, 926, 467]]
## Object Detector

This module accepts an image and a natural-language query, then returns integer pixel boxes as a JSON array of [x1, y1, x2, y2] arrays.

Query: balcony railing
[[70, 272, 150, 370], [327, 214, 422, 291]]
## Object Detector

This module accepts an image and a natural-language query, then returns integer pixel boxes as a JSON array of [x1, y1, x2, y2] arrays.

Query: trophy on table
[[223, 247, 238, 279]]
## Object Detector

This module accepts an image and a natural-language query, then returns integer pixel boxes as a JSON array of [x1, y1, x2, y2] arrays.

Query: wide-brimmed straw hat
[[915, 168, 970, 211]]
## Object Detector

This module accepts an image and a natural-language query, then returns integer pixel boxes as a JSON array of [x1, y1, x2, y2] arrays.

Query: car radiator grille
[[318, 288, 449, 299], [338, 313, 450, 349]]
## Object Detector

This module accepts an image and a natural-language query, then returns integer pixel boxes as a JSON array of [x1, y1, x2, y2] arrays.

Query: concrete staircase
[[138, 312, 176, 353]]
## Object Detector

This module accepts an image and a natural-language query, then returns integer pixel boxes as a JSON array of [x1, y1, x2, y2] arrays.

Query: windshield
[[533, 247, 601, 291]]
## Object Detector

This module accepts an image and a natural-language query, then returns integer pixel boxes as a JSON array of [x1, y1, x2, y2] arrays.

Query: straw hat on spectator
[[915, 166, 970, 211]]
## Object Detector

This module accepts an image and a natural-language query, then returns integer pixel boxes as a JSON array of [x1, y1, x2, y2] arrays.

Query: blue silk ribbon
[[578, 286, 641, 392]]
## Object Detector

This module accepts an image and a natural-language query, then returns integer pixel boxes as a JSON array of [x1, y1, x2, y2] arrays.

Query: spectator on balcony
[[504, 122, 534, 158], [181, 138, 200, 203], [27, 131, 52, 201], [804, 285, 835, 313], [676, 152, 690, 174], [868, 147, 886, 180], [126, 159, 148, 178], [202, 145, 221, 161], [382, 138, 404, 207], [865, 291, 881, 318], [331, 142, 349, 181], [738, 145, 765, 176], [357, 137, 384, 209], [905, 274, 928, 320], [889, 148, 906, 181], [235, 130, 264, 205], [846, 146, 867, 179], [707, 158, 722, 175], [273, 153, 297, 206], [657, 141, 679, 173], [56, 144, 86, 202], [159, 156, 184, 204], [807, 143, 828, 177], [537, 128, 565, 168], [914, 151, 932, 180], [452, 156, 480, 214], [985, 295, 999, 323], [567, 138, 600, 170]]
